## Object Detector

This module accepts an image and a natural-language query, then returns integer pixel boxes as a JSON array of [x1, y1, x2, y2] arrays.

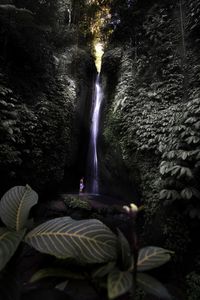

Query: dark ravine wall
[[62, 49, 96, 193], [0, 0, 95, 196], [101, 0, 200, 296], [98, 49, 140, 203]]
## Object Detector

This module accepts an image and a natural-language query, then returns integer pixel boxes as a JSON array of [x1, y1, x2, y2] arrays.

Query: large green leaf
[[137, 273, 171, 299], [0, 185, 38, 231], [30, 268, 85, 283], [92, 262, 116, 278], [137, 247, 173, 271], [25, 217, 117, 263], [108, 268, 132, 299], [117, 229, 133, 271], [55, 280, 68, 291], [0, 228, 25, 271]]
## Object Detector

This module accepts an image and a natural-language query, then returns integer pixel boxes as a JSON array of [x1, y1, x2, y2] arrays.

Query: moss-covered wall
[[101, 0, 200, 276], [97, 48, 139, 203], [0, 0, 95, 195]]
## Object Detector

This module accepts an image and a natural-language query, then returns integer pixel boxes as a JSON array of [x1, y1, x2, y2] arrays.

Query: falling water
[[85, 41, 104, 194], [88, 73, 103, 194]]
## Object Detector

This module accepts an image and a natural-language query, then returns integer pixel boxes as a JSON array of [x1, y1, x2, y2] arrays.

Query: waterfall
[[85, 42, 104, 194], [87, 73, 103, 194]]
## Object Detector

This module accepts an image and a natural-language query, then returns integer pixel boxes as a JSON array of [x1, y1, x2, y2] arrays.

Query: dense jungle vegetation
[[0, 0, 200, 299], [0, 0, 96, 195], [101, 0, 200, 298]]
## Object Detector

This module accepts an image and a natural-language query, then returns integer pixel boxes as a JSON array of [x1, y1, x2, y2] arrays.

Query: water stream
[[87, 74, 103, 194]]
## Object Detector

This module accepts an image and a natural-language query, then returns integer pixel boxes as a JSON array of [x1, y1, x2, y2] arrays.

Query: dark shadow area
[[62, 74, 96, 194]]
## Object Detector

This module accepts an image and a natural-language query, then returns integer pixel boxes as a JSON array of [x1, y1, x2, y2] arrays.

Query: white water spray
[[87, 42, 104, 194], [89, 74, 103, 193]]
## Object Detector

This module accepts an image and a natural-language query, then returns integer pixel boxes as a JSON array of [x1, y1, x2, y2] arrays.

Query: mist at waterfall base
[[86, 74, 103, 194]]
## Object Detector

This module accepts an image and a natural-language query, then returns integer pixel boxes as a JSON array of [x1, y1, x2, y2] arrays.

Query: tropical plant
[[159, 95, 200, 218], [0, 185, 38, 272], [25, 207, 172, 299], [0, 186, 173, 299], [63, 195, 92, 211], [186, 271, 200, 300], [29, 230, 173, 300]]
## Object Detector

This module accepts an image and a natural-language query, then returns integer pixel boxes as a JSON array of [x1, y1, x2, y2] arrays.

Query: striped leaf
[[30, 268, 84, 283], [0, 227, 25, 271], [137, 247, 174, 271], [25, 217, 117, 263], [137, 273, 171, 299], [92, 262, 116, 278], [0, 185, 38, 231], [55, 281, 68, 291], [108, 268, 132, 299], [117, 229, 133, 271]]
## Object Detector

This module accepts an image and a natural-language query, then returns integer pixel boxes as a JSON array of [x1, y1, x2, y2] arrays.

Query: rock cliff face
[[0, 0, 95, 195], [101, 0, 200, 262]]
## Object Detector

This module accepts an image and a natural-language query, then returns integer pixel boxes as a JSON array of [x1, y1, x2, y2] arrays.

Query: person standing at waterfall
[[79, 177, 85, 193]]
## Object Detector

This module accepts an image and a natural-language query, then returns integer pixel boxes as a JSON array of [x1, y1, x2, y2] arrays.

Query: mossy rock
[[62, 195, 92, 211]]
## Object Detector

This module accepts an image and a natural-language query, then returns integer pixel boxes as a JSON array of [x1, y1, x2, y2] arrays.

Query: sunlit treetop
[[85, 0, 137, 69], [85, 0, 112, 71], [90, 6, 111, 37], [94, 42, 104, 72]]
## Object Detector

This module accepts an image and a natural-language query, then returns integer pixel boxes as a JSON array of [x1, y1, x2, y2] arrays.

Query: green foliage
[[63, 195, 92, 211], [117, 229, 133, 271], [162, 213, 190, 260], [0, 186, 173, 299], [0, 70, 77, 193], [102, 2, 187, 223], [159, 96, 200, 217], [105, 244, 173, 299], [101, 4, 200, 281], [137, 247, 174, 272], [0, 228, 25, 271], [186, 0, 200, 40], [25, 217, 118, 263], [92, 261, 116, 278], [29, 245, 173, 299], [0, 0, 93, 194], [107, 268, 132, 299], [0, 85, 23, 185], [30, 267, 85, 283], [186, 272, 200, 300], [137, 273, 171, 300], [0, 185, 38, 231], [0, 185, 38, 271]]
